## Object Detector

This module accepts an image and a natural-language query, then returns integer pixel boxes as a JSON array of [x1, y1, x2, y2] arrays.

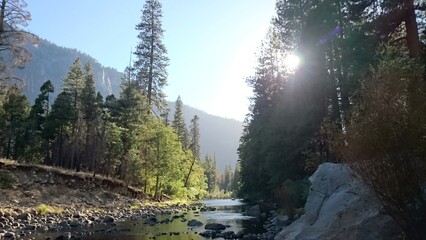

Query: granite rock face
[[275, 163, 403, 240]]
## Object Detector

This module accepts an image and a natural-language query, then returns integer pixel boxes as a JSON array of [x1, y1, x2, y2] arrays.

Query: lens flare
[[284, 54, 300, 71]]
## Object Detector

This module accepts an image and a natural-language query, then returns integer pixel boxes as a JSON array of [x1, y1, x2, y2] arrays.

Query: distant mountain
[[168, 102, 243, 172], [13, 38, 122, 102], [11, 36, 243, 173]]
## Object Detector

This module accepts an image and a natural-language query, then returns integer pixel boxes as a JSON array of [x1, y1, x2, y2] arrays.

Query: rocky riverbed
[[0, 200, 290, 240], [0, 160, 290, 240]]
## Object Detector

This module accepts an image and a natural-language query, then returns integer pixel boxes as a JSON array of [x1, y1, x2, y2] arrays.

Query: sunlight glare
[[284, 54, 301, 71]]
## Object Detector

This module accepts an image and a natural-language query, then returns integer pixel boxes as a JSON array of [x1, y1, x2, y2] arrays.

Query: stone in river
[[69, 220, 82, 228], [187, 219, 203, 227], [205, 223, 226, 231], [3, 232, 15, 240], [102, 215, 115, 223]]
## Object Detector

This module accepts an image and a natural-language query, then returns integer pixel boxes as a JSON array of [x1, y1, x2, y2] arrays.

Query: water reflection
[[31, 199, 265, 240]]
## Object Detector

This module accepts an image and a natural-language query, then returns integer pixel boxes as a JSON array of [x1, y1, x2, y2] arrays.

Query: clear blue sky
[[25, 0, 276, 121]]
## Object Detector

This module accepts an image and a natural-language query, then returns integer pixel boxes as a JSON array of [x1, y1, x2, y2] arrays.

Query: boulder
[[3, 232, 15, 240], [144, 217, 157, 226], [16, 212, 31, 221], [274, 215, 290, 228], [275, 163, 403, 240], [69, 220, 82, 228], [187, 219, 203, 227], [246, 205, 261, 217], [22, 224, 36, 230], [54, 232, 72, 240], [102, 215, 115, 223], [205, 223, 226, 231]]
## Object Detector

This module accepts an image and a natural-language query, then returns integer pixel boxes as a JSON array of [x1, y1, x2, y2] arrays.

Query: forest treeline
[[238, 0, 426, 239], [0, 0, 212, 200]]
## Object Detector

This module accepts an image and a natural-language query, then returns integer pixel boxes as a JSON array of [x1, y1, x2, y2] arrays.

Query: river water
[[34, 199, 265, 240]]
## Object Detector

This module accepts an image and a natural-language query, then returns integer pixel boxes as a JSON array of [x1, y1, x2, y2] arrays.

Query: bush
[[274, 179, 309, 218], [35, 204, 63, 215], [36, 204, 49, 215]]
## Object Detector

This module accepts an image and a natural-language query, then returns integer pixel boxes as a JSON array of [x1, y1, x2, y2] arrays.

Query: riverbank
[[0, 160, 286, 240], [0, 159, 201, 239]]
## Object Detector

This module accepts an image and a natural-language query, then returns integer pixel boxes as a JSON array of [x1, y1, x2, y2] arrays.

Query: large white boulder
[[275, 163, 402, 240]]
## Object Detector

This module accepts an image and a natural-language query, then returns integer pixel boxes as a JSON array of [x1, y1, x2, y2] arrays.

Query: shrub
[[274, 179, 309, 218], [36, 204, 49, 215]]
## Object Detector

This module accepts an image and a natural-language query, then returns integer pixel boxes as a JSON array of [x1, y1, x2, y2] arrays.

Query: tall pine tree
[[133, 0, 169, 110], [184, 115, 200, 187]]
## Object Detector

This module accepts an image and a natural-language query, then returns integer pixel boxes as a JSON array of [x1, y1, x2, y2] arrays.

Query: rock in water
[[187, 219, 203, 227], [246, 205, 261, 217], [205, 223, 226, 231], [102, 216, 115, 223], [275, 163, 403, 240]]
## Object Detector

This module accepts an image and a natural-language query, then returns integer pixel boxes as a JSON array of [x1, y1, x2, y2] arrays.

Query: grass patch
[[36, 204, 49, 215], [36, 204, 64, 215], [130, 205, 140, 210]]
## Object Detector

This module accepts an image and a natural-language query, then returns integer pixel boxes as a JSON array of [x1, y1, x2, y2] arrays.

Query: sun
[[284, 54, 301, 71]]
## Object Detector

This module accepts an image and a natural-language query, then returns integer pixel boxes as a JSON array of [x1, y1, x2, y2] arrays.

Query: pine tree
[[81, 62, 100, 172], [184, 115, 200, 187], [133, 0, 169, 110], [62, 58, 84, 169], [116, 78, 150, 184], [202, 155, 217, 193], [46, 92, 73, 167], [0, 85, 29, 159], [172, 96, 188, 149], [27, 80, 54, 162], [222, 165, 233, 193], [189, 115, 200, 159]]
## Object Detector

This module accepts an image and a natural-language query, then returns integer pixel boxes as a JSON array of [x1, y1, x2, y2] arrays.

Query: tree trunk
[[404, 0, 421, 59], [58, 125, 63, 167], [147, 11, 155, 106], [328, 41, 341, 127], [154, 174, 160, 199], [184, 157, 196, 188], [0, 0, 6, 34]]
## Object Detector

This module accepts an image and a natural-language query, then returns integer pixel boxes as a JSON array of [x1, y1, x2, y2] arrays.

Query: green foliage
[[202, 154, 239, 197], [238, 0, 414, 216], [274, 179, 309, 218], [332, 46, 426, 239], [35, 204, 63, 215], [172, 96, 189, 149], [202, 154, 217, 192], [25, 80, 54, 163], [0, 85, 30, 160], [36, 204, 49, 215], [188, 115, 200, 159], [0, 170, 16, 189], [0, 0, 209, 202]]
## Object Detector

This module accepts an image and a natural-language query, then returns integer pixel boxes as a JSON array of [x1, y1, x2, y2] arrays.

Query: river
[[33, 199, 266, 240]]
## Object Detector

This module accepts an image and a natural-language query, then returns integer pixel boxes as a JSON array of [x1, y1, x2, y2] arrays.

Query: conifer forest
[[1, 0, 426, 239]]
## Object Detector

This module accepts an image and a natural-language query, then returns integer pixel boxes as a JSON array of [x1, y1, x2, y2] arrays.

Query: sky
[[24, 0, 277, 121]]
